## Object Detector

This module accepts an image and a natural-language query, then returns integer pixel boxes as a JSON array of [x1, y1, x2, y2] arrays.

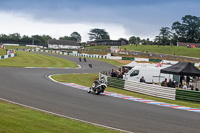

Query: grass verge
[[0, 51, 78, 68], [0, 48, 6, 55], [0, 100, 119, 133], [85, 45, 200, 58], [91, 58, 129, 66], [51, 73, 200, 109]]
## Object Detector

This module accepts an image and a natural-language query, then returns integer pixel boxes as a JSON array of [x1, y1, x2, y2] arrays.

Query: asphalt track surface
[[0, 52, 200, 133]]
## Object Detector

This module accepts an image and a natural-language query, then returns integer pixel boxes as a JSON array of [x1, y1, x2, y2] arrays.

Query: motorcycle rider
[[89, 63, 92, 68], [88, 77, 106, 93], [84, 58, 86, 62], [88, 80, 98, 92]]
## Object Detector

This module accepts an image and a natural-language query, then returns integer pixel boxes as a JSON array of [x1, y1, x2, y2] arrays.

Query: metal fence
[[107, 77, 125, 89], [176, 89, 200, 102]]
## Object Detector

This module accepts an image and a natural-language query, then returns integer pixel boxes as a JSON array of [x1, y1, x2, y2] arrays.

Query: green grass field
[[51, 73, 200, 109], [0, 51, 78, 68], [0, 100, 118, 133], [86, 45, 200, 58], [121, 45, 200, 58], [91, 58, 128, 66], [0, 48, 6, 55]]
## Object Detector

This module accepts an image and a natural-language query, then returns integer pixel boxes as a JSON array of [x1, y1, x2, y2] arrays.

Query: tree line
[[130, 15, 200, 46], [0, 32, 82, 46], [0, 15, 199, 46]]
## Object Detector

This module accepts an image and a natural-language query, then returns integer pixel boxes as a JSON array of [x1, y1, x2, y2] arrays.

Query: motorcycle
[[89, 63, 92, 68], [83, 58, 87, 62], [88, 78, 107, 95]]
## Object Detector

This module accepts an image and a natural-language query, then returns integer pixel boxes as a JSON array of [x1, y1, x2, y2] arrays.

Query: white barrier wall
[[3, 43, 19, 46], [135, 58, 149, 62], [107, 54, 122, 60], [26, 45, 43, 48], [162, 60, 178, 64], [99, 73, 176, 100], [0, 53, 16, 59], [124, 80, 176, 100]]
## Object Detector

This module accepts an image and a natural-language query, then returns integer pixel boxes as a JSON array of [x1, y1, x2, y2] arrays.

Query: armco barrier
[[149, 59, 162, 63], [122, 57, 135, 60], [124, 80, 176, 100], [107, 77, 125, 89], [176, 89, 200, 102]]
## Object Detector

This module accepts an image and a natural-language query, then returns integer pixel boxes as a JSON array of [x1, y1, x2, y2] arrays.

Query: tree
[[154, 36, 161, 46], [41, 35, 52, 44], [32, 35, 45, 44], [21, 35, 32, 42], [9, 33, 21, 41], [71, 32, 81, 43], [172, 15, 200, 43], [59, 36, 73, 40], [0, 34, 9, 42], [159, 27, 171, 45], [88, 28, 110, 40], [129, 36, 137, 44], [136, 37, 141, 44]]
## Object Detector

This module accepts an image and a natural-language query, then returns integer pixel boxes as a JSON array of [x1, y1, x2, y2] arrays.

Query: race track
[[0, 52, 200, 133]]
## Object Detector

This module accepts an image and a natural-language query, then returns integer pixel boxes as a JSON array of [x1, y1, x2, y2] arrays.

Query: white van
[[125, 66, 172, 83]]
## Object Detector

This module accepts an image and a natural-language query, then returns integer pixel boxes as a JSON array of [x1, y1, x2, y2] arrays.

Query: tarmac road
[[0, 52, 200, 133]]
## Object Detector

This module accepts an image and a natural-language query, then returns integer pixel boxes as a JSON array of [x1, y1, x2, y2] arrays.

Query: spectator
[[118, 66, 122, 73], [186, 76, 190, 86], [182, 82, 187, 90], [167, 79, 175, 88], [180, 75, 184, 86], [140, 76, 146, 83], [111, 69, 117, 77], [123, 73, 128, 80], [161, 78, 167, 87], [117, 71, 123, 79]]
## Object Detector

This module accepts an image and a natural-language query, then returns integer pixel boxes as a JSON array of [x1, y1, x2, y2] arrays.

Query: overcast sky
[[0, 0, 199, 42]]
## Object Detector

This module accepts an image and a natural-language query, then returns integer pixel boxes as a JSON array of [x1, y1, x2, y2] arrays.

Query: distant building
[[177, 42, 200, 47], [88, 39, 128, 46], [48, 39, 81, 49]]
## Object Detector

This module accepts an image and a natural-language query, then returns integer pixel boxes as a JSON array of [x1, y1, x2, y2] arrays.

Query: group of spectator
[[110, 69, 128, 80], [110, 69, 199, 91], [161, 78, 175, 88], [180, 75, 199, 91], [161, 76, 199, 91]]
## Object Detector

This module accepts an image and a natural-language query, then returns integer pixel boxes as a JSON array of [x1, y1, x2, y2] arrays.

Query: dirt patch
[[115, 60, 132, 65], [136, 61, 157, 64]]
